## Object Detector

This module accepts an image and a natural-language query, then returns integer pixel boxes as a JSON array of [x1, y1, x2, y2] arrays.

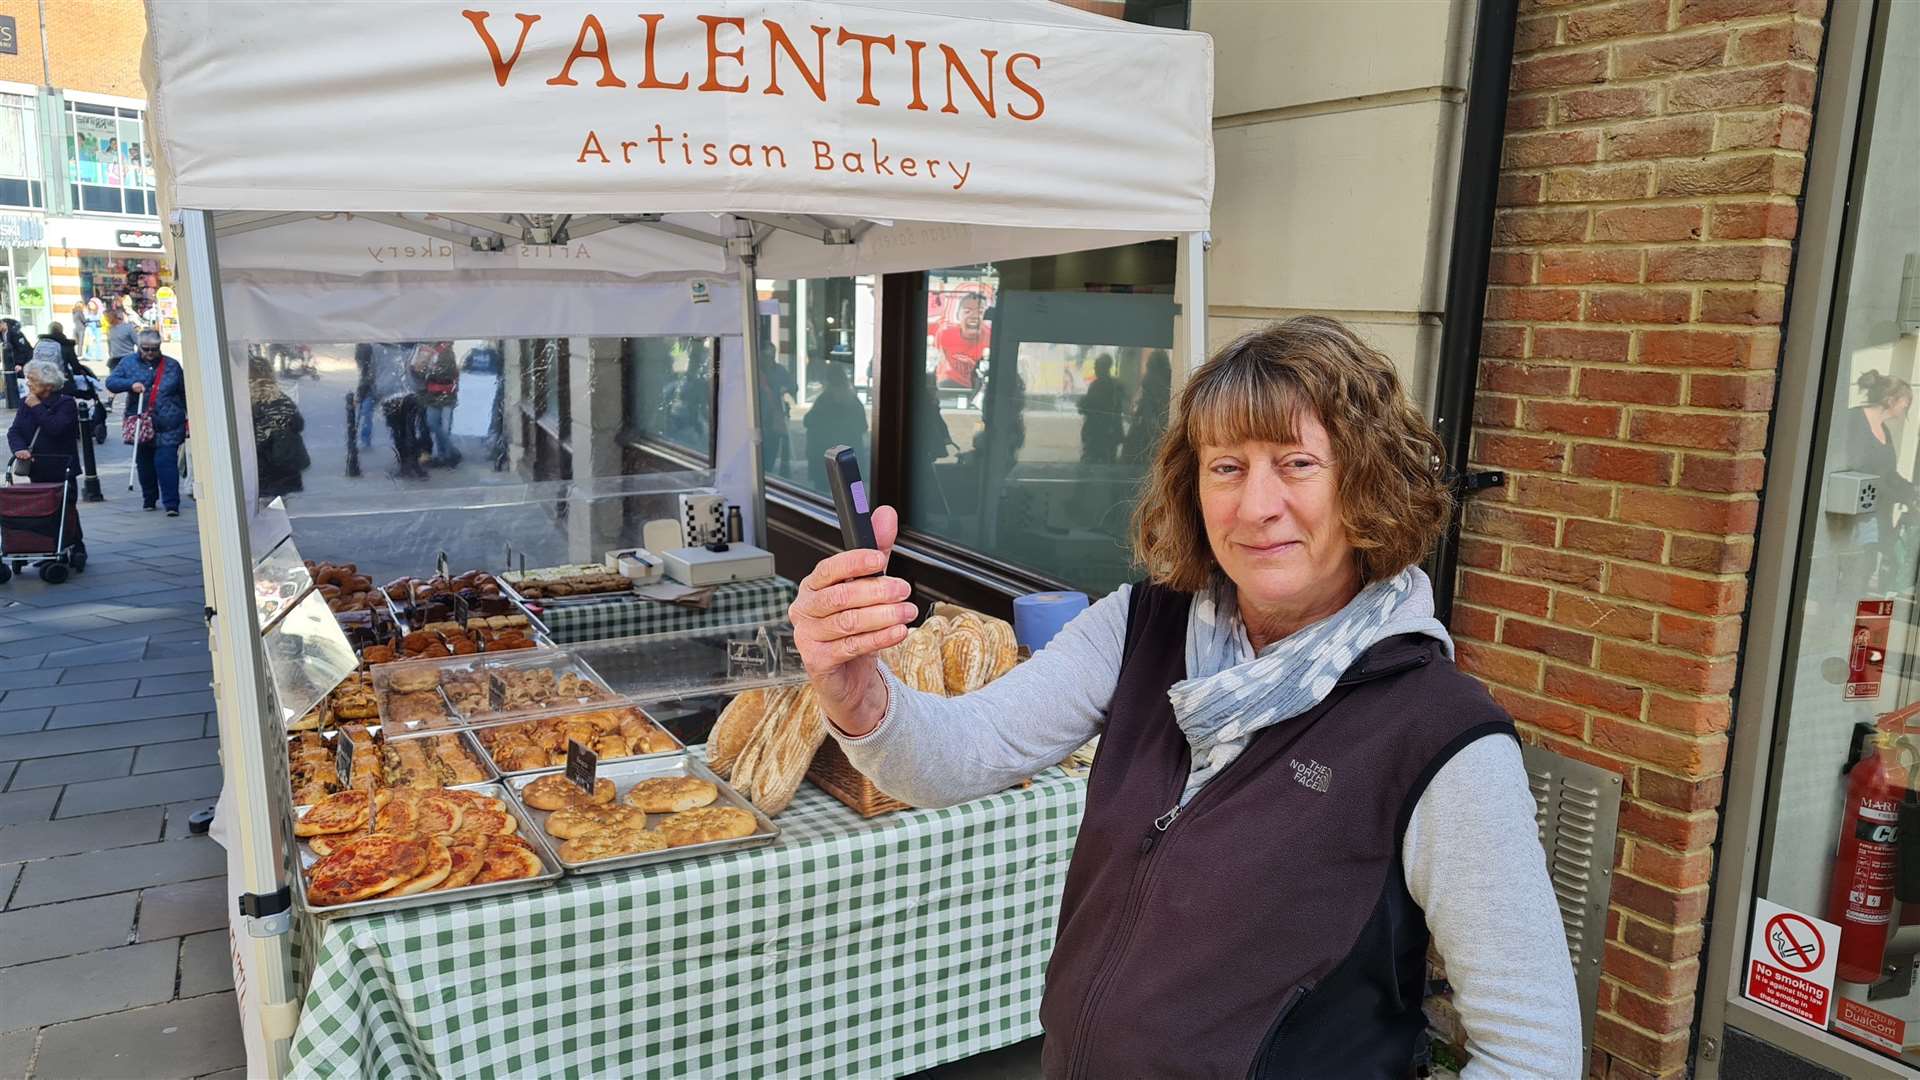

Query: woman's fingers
[[803, 600, 917, 642], [805, 622, 909, 668], [795, 573, 910, 619], [871, 505, 899, 556]]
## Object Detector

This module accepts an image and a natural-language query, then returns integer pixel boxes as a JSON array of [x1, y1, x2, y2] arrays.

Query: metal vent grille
[[1522, 743, 1623, 1050]]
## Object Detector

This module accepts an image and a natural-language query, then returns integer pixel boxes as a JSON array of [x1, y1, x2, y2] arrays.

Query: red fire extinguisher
[[1829, 733, 1910, 984]]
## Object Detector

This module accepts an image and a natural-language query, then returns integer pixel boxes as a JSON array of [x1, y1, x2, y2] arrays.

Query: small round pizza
[[559, 830, 667, 863], [413, 792, 467, 837], [374, 795, 420, 833], [295, 789, 387, 837], [452, 806, 517, 843], [521, 774, 615, 812], [441, 789, 508, 815], [306, 832, 431, 907], [624, 776, 718, 814], [473, 835, 544, 884], [544, 804, 647, 840], [659, 806, 758, 848], [432, 838, 486, 891], [386, 836, 454, 897]]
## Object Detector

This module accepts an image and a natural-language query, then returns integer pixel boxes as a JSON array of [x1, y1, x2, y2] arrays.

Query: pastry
[[306, 832, 431, 906], [295, 789, 386, 836], [522, 773, 616, 811], [386, 665, 440, 694], [624, 776, 718, 814], [387, 836, 454, 896], [544, 804, 647, 840], [387, 692, 448, 727], [659, 806, 757, 847], [559, 830, 668, 862]]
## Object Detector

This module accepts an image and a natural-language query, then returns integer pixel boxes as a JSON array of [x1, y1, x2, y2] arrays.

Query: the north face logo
[[1289, 758, 1332, 793]]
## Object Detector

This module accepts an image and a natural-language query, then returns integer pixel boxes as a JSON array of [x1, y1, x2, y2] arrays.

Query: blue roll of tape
[[1012, 591, 1090, 652]]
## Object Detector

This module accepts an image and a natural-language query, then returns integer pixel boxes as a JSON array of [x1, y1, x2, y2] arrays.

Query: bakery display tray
[[475, 706, 688, 778], [504, 755, 778, 874], [291, 780, 563, 920], [496, 576, 640, 611]]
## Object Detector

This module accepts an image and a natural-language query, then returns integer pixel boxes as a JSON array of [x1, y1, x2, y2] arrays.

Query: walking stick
[[345, 391, 362, 478]]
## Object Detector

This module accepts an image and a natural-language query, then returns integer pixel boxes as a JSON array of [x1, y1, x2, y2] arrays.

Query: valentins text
[[461, 9, 1046, 120]]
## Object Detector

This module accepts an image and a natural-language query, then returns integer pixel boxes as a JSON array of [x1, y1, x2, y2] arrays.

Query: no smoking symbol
[[1766, 913, 1823, 973]]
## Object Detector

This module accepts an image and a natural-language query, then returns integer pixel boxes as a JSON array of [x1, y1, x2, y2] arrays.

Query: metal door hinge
[[239, 885, 293, 937], [1459, 470, 1505, 496]]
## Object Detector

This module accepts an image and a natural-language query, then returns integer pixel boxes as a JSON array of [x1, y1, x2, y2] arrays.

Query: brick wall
[[0, 1, 145, 96], [1452, 0, 1826, 1076]]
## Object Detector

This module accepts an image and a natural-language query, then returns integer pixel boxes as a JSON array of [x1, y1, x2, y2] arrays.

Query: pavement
[[0, 417, 245, 1080]]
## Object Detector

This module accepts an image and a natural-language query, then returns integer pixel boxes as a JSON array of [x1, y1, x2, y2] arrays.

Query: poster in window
[[72, 113, 117, 187], [0, 107, 28, 179]]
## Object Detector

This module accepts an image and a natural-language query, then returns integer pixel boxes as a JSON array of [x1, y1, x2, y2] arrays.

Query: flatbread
[[295, 790, 385, 837], [386, 836, 454, 896], [432, 838, 486, 891], [306, 832, 431, 906], [623, 776, 718, 814], [522, 774, 616, 811], [659, 806, 758, 847], [473, 836, 544, 883], [374, 796, 420, 833], [413, 792, 466, 836], [544, 804, 647, 840], [559, 830, 668, 863]]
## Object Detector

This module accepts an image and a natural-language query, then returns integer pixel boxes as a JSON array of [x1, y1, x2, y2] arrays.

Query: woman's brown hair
[[1131, 316, 1452, 591]]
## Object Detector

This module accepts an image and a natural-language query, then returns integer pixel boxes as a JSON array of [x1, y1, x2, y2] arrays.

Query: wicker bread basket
[[807, 738, 910, 817]]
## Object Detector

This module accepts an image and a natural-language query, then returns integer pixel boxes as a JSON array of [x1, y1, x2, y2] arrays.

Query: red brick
[[1564, 519, 1667, 562], [1514, 474, 1617, 516], [1456, 639, 1544, 688], [1594, 1013, 1691, 1074], [1677, 0, 1804, 22], [1534, 327, 1632, 362], [1483, 324, 1529, 359], [1618, 486, 1761, 530], [1451, 601, 1500, 642], [1612, 871, 1711, 925], [1603, 943, 1700, 999], [1679, 454, 1767, 493], [1488, 251, 1535, 285], [1593, 710, 1729, 772], [1628, 410, 1768, 452], [1620, 799, 1719, 850], [1646, 245, 1790, 284], [1587, 290, 1692, 324], [1466, 503, 1560, 545], [1546, 164, 1656, 204], [1488, 287, 1583, 321], [1597, 641, 1738, 695], [1604, 115, 1714, 160], [1565, 0, 1670, 42], [1621, 914, 1705, 962], [1608, 980, 1697, 1033], [1459, 570, 1553, 618], [1554, 591, 1659, 641], [1710, 200, 1799, 240], [1593, 205, 1703, 243], [1477, 392, 1520, 428], [1638, 329, 1765, 369], [1579, 368, 1683, 406], [1609, 564, 1745, 615], [1481, 360, 1573, 395], [1571, 443, 1673, 485], [1700, 287, 1786, 325], [1540, 247, 1642, 283], [1717, 108, 1813, 152], [1730, 21, 1822, 64], [1505, 619, 1598, 664], [1636, 767, 1724, 812], [1515, 14, 1559, 53], [1656, 612, 1743, 657], [1547, 664, 1646, 717], [1666, 64, 1817, 113], [1646, 693, 1735, 737], [1526, 400, 1624, 438], [1457, 538, 1503, 571], [1655, 153, 1804, 198], [1669, 535, 1754, 574], [1506, 130, 1603, 168], [1495, 208, 1590, 245], [1631, 842, 1715, 889], [1495, 687, 1590, 739], [1513, 49, 1609, 91], [1512, 547, 1608, 591], [1557, 87, 1660, 124], [1538, 732, 1634, 776], [1498, 172, 1545, 207], [1607, 1051, 1667, 1080], [1688, 373, 1776, 410], [1614, 31, 1728, 78], [1474, 431, 1568, 472]]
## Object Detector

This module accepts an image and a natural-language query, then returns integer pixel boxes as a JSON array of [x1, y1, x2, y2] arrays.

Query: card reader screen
[[850, 480, 869, 515]]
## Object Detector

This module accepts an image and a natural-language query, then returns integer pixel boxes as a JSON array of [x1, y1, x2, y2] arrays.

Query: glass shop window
[[621, 335, 718, 462], [0, 93, 42, 209], [758, 275, 878, 501], [65, 101, 154, 216]]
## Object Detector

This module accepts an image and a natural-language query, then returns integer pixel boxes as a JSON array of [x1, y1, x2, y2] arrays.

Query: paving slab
[[133, 738, 219, 774], [0, 709, 48, 736], [0, 678, 139, 711], [0, 668, 64, 689], [66, 620, 195, 644], [163, 798, 217, 842], [176, 930, 234, 998], [138, 875, 228, 940], [10, 837, 223, 908], [55, 764, 223, 818], [0, 1028, 35, 1078], [34, 638, 149, 668], [196, 1069, 247, 1080], [32, 991, 246, 1080], [5, 611, 123, 634], [0, 762, 10, 789], [0, 807, 162, 862], [6, 747, 135, 790], [204, 713, 220, 738], [0, 939, 178, 1031], [63, 651, 209, 683], [0, 713, 204, 761], [0, 890, 137, 966], [148, 640, 214, 660], [45, 690, 217, 731], [0, 635, 90, 659], [0, 861, 18, 905], [137, 672, 214, 698], [0, 787, 57, 827]]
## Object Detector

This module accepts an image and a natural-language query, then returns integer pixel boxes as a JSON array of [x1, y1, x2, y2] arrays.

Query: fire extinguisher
[[1829, 733, 1910, 984]]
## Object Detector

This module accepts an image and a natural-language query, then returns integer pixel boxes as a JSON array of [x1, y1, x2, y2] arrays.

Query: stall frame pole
[[175, 208, 299, 1078], [1180, 231, 1208, 371], [733, 216, 768, 549]]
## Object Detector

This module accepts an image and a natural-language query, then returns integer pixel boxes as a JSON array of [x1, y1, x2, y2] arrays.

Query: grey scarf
[[1169, 566, 1453, 805]]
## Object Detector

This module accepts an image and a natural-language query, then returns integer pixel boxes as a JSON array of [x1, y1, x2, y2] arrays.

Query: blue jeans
[[356, 394, 377, 448], [425, 404, 458, 463], [136, 439, 181, 511]]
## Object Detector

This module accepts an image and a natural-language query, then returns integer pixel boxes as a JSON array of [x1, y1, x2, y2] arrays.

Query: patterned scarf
[[1168, 566, 1453, 805]]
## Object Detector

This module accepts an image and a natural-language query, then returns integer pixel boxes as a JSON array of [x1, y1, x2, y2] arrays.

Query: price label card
[[566, 739, 599, 795], [335, 737, 354, 789], [727, 637, 771, 680]]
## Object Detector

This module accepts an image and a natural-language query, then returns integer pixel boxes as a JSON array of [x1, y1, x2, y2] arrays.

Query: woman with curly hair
[[789, 316, 1581, 1077]]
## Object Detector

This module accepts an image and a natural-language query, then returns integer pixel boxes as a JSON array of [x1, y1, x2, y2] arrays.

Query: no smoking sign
[[1745, 899, 1841, 1027]]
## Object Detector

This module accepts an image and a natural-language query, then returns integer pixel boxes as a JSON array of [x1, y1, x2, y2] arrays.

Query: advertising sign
[[1847, 599, 1894, 701], [1744, 898, 1841, 1027]]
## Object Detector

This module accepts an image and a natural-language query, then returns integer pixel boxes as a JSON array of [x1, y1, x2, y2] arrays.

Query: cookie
[[659, 806, 757, 847], [623, 776, 718, 814]]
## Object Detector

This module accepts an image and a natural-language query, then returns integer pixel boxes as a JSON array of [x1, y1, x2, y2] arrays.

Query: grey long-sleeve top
[[830, 586, 1585, 1078]]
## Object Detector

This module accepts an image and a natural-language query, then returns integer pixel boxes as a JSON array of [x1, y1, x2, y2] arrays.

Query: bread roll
[[708, 687, 775, 776]]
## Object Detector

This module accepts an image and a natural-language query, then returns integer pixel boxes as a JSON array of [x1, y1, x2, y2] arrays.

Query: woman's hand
[[789, 505, 917, 738], [130, 382, 145, 395], [21, 390, 37, 408], [12, 450, 28, 462]]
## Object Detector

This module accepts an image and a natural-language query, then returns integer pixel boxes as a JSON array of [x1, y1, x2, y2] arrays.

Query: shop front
[[42, 213, 175, 334], [0, 209, 47, 329]]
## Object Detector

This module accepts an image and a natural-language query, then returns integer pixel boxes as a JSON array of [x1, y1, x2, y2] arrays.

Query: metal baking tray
[[291, 780, 563, 919], [496, 575, 641, 612], [504, 755, 778, 874], [284, 726, 500, 803], [465, 703, 687, 778]]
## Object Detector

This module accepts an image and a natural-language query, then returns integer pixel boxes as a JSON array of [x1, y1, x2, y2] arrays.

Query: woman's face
[[1197, 411, 1358, 623], [26, 377, 53, 399], [1892, 392, 1913, 420]]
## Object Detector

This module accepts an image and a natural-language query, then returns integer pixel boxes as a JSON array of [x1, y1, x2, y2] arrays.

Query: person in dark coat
[[1076, 353, 1126, 465], [9, 357, 79, 470], [106, 329, 189, 515], [248, 355, 310, 498], [1122, 349, 1173, 465], [1, 317, 31, 409], [1837, 370, 1915, 591]]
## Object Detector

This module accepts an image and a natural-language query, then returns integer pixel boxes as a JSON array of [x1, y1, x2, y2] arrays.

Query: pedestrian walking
[[791, 316, 1585, 1078], [106, 328, 190, 515], [419, 341, 461, 467], [10, 354, 80, 474], [249, 354, 310, 498], [1076, 353, 1125, 464], [1, 317, 31, 409]]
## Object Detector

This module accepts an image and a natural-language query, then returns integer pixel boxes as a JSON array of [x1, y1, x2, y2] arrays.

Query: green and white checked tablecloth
[[532, 577, 799, 645], [289, 769, 1086, 1078]]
